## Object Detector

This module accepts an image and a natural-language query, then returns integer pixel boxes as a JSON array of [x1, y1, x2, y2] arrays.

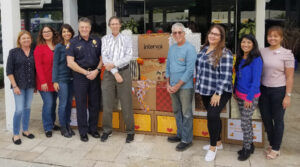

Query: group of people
[[6, 16, 294, 162], [166, 23, 294, 162]]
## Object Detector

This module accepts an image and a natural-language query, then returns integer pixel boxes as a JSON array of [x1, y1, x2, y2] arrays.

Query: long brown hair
[[202, 24, 226, 68], [17, 30, 33, 48], [36, 25, 59, 45], [59, 24, 75, 45]]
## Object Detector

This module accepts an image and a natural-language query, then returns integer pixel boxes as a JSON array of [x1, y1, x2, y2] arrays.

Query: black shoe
[[22, 132, 35, 139], [238, 143, 255, 155], [126, 134, 134, 143], [100, 132, 112, 142], [12, 137, 22, 145], [45, 131, 52, 138], [238, 148, 252, 161], [176, 142, 192, 152], [80, 134, 89, 142], [88, 131, 100, 138], [167, 136, 181, 143], [66, 124, 75, 136], [60, 127, 72, 138], [53, 124, 60, 131]]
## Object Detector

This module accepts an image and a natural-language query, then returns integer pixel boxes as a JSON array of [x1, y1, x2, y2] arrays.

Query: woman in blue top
[[52, 24, 75, 137], [234, 34, 263, 161]]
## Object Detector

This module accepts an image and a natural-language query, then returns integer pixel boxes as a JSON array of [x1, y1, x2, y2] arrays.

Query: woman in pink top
[[259, 26, 294, 160]]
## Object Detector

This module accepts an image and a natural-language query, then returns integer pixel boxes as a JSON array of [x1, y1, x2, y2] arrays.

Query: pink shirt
[[260, 47, 294, 87], [235, 89, 261, 103]]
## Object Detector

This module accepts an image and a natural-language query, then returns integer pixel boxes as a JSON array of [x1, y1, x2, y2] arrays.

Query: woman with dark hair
[[6, 31, 36, 145], [234, 34, 263, 161], [34, 25, 60, 137], [259, 26, 294, 159], [195, 24, 233, 161], [52, 24, 75, 137]]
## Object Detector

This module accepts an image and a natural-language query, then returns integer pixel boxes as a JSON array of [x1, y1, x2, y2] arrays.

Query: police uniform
[[66, 35, 101, 136]]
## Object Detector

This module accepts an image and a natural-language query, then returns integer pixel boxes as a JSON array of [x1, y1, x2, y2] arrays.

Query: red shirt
[[34, 44, 55, 91]]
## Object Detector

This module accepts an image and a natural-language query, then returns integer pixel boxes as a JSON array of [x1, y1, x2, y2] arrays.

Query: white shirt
[[101, 33, 133, 74]]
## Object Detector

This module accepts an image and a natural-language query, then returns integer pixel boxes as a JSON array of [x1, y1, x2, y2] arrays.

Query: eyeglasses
[[42, 31, 52, 34], [209, 32, 221, 37], [172, 31, 183, 35]]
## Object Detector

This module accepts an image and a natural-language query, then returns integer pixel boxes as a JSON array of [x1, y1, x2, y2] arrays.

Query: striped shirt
[[101, 33, 133, 74], [195, 46, 233, 96]]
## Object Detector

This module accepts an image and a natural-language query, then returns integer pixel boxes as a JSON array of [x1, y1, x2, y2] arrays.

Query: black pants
[[73, 72, 100, 136], [202, 92, 232, 146], [259, 85, 286, 151]]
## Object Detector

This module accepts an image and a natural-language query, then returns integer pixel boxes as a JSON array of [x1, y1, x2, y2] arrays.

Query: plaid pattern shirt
[[194, 46, 233, 96]]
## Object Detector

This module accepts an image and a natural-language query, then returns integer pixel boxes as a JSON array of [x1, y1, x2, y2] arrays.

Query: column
[[106, 0, 114, 34], [1, 0, 21, 131], [63, 0, 79, 35], [256, 0, 266, 48]]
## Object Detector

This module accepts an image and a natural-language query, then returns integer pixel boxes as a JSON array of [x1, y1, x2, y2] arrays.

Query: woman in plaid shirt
[[195, 25, 233, 161]]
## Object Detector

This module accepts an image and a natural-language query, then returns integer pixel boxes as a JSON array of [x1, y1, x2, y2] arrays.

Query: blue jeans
[[57, 81, 73, 127], [39, 91, 57, 131], [170, 88, 194, 143], [13, 88, 34, 135]]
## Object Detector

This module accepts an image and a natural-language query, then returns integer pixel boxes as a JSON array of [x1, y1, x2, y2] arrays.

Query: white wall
[[63, 0, 79, 35]]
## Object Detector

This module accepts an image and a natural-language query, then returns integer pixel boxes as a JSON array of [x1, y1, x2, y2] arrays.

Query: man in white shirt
[[101, 16, 135, 143]]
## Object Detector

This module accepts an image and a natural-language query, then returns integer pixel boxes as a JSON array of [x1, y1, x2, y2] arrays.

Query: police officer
[[66, 17, 102, 142]]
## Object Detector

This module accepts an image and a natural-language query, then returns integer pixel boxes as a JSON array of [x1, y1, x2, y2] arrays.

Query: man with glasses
[[101, 16, 135, 143], [166, 23, 197, 151], [66, 17, 102, 142]]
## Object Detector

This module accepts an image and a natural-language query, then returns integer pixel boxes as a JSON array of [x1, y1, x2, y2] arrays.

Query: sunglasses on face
[[172, 31, 183, 35]]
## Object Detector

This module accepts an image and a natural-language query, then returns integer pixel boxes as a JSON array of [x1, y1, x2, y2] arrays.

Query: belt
[[83, 67, 97, 71], [118, 65, 129, 71]]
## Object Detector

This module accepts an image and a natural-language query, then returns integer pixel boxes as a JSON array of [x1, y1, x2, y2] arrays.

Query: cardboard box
[[156, 81, 172, 112], [224, 118, 264, 148], [139, 59, 166, 81], [230, 97, 261, 119], [138, 33, 170, 59], [133, 110, 155, 134], [130, 59, 140, 81], [132, 80, 156, 111], [154, 111, 177, 135], [98, 111, 123, 131]]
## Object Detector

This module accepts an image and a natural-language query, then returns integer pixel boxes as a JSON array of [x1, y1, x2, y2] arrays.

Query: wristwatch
[[97, 67, 101, 72], [286, 93, 292, 97]]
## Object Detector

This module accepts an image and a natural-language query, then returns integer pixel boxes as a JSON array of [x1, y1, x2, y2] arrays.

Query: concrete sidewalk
[[0, 71, 299, 167]]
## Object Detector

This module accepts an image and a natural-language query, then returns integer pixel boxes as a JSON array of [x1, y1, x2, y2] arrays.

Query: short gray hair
[[78, 17, 92, 26], [171, 23, 185, 32]]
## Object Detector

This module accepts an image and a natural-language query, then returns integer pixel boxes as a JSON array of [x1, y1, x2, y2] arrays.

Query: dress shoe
[[45, 131, 52, 138], [88, 131, 100, 138], [53, 124, 60, 131], [80, 134, 89, 142], [12, 137, 21, 145], [167, 136, 181, 143], [238, 143, 254, 155], [126, 134, 134, 143], [22, 132, 35, 139], [176, 142, 192, 151], [66, 124, 75, 136], [60, 127, 72, 138], [100, 132, 112, 142]]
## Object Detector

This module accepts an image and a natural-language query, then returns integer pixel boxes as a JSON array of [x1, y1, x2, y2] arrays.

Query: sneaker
[[100, 132, 112, 142], [203, 144, 223, 150], [126, 134, 134, 143], [176, 142, 192, 152], [167, 136, 181, 143], [205, 149, 217, 162]]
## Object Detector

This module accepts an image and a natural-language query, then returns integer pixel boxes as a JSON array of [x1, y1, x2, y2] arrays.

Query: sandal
[[266, 150, 280, 160], [264, 146, 272, 155]]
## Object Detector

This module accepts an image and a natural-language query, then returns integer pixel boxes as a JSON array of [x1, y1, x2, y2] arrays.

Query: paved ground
[[0, 70, 299, 167]]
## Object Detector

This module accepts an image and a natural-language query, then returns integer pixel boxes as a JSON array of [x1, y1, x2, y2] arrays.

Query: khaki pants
[[101, 68, 134, 134]]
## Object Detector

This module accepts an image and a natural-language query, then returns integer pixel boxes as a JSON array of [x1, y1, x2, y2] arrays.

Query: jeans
[[13, 88, 34, 135], [259, 85, 286, 151], [39, 91, 57, 132], [57, 81, 73, 127], [202, 92, 232, 146], [170, 88, 194, 143]]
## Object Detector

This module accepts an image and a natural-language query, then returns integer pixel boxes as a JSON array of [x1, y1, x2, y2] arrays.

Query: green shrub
[[0, 67, 4, 89]]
